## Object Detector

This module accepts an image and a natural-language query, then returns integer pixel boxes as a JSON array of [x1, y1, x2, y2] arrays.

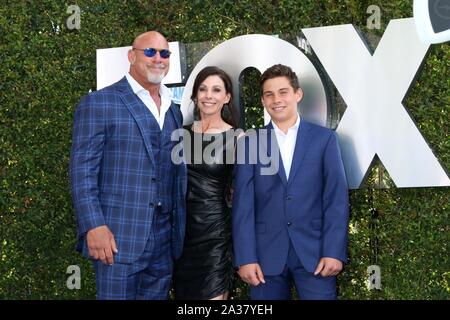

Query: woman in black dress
[[173, 66, 239, 300]]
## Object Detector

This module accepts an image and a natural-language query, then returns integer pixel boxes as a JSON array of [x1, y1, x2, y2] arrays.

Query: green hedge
[[0, 0, 448, 299]]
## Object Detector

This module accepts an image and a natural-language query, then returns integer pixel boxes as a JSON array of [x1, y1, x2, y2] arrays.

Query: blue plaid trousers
[[94, 209, 173, 300]]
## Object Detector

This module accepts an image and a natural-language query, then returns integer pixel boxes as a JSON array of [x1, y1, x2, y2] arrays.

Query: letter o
[[181, 34, 329, 127]]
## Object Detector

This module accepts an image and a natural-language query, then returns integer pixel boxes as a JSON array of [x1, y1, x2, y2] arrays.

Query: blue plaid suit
[[70, 77, 186, 298]]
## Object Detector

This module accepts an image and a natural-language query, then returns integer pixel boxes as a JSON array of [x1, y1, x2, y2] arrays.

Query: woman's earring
[[221, 103, 231, 119]]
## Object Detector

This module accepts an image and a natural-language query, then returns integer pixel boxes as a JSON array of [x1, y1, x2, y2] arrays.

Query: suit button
[[149, 203, 155, 208], [287, 222, 292, 227], [151, 178, 156, 182], [286, 195, 292, 201]]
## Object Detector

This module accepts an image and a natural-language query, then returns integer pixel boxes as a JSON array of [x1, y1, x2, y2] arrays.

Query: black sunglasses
[[132, 47, 171, 59]]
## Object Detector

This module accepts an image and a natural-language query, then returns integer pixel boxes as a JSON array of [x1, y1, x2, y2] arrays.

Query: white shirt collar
[[125, 73, 173, 130], [271, 114, 300, 135], [271, 114, 300, 180]]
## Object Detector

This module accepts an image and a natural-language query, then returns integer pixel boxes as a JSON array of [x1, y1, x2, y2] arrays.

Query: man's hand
[[314, 257, 343, 277], [86, 225, 118, 265], [238, 263, 266, 286]]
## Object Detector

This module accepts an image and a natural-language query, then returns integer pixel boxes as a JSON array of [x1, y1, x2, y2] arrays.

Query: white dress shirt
[[126, 73, 173, 130], [272, 114, 300, 180]]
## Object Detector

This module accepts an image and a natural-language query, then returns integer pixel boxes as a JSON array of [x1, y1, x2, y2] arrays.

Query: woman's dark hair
[[191, 66, 238, 128]]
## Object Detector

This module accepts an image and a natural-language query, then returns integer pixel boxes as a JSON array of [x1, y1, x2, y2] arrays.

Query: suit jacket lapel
[[168, 102, 182, 128], [288, 120, 312, 186], [117, 77, 155, 165], [265, 123, 288, 187]]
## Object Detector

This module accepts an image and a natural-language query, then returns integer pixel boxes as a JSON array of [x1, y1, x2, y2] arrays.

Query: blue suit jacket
[[232, 120, 349, 275], [70, 77, 186, 263]]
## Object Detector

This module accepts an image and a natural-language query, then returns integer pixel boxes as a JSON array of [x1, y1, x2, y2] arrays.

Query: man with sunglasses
[[70, 31, 186, 299]]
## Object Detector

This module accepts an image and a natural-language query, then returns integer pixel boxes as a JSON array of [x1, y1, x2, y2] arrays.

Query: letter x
[[303, 18, 449, 188]]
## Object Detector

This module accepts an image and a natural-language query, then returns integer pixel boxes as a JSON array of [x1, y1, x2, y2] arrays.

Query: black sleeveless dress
[[173, 126, 235, 300]]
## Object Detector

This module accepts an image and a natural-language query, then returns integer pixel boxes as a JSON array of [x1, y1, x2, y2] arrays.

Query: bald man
[[70, 31, 186, 299]]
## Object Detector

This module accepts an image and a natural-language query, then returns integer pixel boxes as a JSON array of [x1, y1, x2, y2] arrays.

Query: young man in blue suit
[[232, 64, 349, 300], [70, 31, 186, 299]]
